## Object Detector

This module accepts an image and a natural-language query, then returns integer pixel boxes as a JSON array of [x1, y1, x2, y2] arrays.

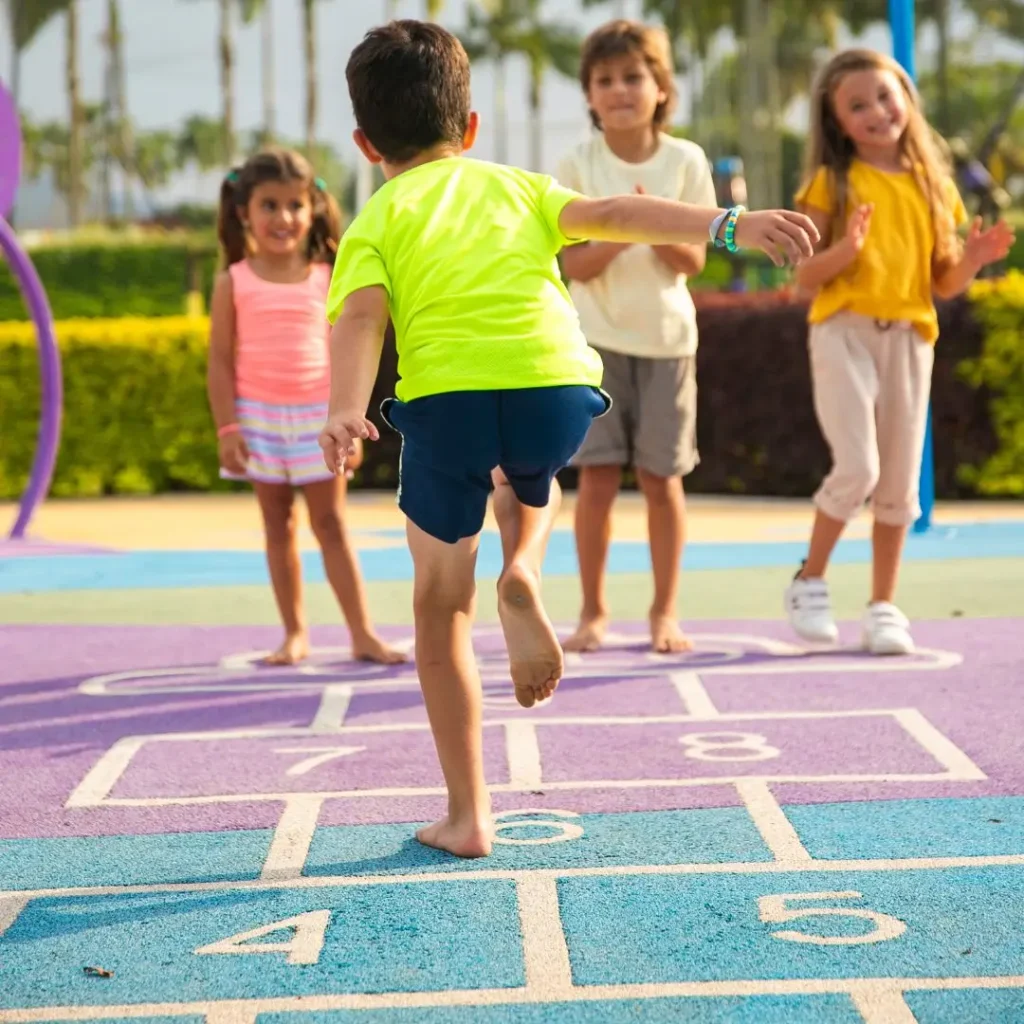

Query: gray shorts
[[572, 348, 699, 478]]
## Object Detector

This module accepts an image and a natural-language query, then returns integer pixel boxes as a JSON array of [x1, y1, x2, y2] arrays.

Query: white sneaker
[[784, 575, 838, 644], [862, 602, 915, 655]]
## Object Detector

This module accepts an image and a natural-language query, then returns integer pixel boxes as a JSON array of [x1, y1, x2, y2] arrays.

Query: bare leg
[[407, 520, 493, 858], [799, 508, 848, 580], [563, 464, 620, 652], [871, 521, 908, 604], [254, 482, 308, 665], [491, 469, 563, 708], [303, 477, 406, 664], [636, 468, 692, 652]]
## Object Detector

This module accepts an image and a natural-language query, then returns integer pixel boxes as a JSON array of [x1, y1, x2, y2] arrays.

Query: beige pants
[[809, 312, 935, 527]]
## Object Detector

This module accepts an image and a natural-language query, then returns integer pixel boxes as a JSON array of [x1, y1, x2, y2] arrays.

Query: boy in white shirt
[[557, 20, 716, 654]]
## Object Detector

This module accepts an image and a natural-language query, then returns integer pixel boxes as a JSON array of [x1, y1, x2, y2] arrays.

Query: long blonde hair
[[801, 49, 958, 266]]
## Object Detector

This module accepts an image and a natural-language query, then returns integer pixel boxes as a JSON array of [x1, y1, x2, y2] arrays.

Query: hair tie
[[314, 176, 327, 191], [225, 170, 240, 184]]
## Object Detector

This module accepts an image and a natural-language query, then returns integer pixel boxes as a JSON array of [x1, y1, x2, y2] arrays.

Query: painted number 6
[[759, 891, 907, 946], [493, 809, 584, 845]]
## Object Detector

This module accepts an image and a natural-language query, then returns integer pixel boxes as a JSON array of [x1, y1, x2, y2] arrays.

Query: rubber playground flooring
[[3, 494, 1024, 1023]]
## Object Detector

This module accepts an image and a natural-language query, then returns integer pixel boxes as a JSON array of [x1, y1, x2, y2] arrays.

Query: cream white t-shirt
[[556, 132, 716, 359]]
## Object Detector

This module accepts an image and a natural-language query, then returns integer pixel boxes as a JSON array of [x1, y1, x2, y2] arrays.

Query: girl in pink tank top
[[207, 149, 404, 667]]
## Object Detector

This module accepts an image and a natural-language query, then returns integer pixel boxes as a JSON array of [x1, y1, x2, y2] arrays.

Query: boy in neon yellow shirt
[[319, 19, 817, 859]]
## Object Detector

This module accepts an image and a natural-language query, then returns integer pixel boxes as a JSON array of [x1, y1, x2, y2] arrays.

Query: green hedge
[[2, 279, 1021, 500], [0, 242, 217, 320]]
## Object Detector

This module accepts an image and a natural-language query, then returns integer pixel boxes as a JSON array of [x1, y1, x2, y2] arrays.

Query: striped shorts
[[219, 397, 334, 487]]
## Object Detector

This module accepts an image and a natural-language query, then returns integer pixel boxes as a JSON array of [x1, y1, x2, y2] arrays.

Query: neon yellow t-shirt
[[327, 157, 604, 402], [796, 160, 967, 343]]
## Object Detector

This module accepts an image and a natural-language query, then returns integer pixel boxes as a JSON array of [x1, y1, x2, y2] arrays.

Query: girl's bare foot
[[351, 632, 408, 665], [264, 633, 310, 666], [497, 563, 563, 708], [651, 614, 694, 654], [562, 613, 609, 653], [416, 814, 494, 859]]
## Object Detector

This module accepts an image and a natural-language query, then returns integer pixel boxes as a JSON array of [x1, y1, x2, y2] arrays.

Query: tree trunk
[[219, 0, 234, 163], [262, 0, 276, 143], [528, 59, 542, 172], [66, 0, 83, 227], [304, 0, 316, 153], [934, 0, 951, 135], [494, 54, 508, 164], [101, 5, 114, 223], [111, 0, 134, 219]]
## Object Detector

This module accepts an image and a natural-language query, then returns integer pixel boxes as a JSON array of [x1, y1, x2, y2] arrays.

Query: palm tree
[[64, 0, 84, 226], [239, 0, 274, 145], [4, 0, 71, 107], [460, 2, 516, 164], [301, 0, 335, 153]]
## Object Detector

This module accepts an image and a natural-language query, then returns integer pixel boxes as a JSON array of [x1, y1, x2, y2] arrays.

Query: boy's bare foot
[[562, 613, 610, 653], [497, 563, 563, 708], [351, 632, 408, 665], [416, 814, 494, 858], [264, 633, 309, 666], [651, 615, 694, 654]]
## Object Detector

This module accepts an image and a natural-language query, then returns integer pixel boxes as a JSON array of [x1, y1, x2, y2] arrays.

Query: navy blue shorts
[[381, 385, 611, 544]]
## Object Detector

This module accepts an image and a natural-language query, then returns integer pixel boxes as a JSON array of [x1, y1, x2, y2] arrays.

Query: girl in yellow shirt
[[784, 48, 1014, 655]]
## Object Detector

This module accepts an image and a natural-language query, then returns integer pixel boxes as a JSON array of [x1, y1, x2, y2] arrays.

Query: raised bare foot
[[497, 563, 563, 708], [651, 614, 694, 654], [351, 632, 408, 665], [561, 613, 610, 653], [263, 633, 310, 666], [416, 814, 494, 858]]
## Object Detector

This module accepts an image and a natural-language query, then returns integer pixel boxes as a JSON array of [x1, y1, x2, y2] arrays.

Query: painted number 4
[[759, 891, 907, 946]]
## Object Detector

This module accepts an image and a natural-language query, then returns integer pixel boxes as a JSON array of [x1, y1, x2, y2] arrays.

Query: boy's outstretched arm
[[559, 195, 819, 268], [319, 285, 389, 475]]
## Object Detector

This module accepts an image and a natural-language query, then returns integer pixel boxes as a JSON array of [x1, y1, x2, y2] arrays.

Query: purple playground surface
[[1, 619, 1018, 841]]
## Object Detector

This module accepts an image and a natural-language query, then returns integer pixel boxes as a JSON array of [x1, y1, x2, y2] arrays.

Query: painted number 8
[[759, 891, 907, 946], [679, 731, 781, 761]]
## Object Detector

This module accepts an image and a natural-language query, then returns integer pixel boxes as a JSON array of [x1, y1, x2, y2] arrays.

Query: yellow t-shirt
[[327, 157, 604, 402], [795, 160, 967, 342]]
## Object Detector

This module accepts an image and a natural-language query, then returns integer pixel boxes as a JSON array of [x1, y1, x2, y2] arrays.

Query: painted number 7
[[758, 891, 907, 946]]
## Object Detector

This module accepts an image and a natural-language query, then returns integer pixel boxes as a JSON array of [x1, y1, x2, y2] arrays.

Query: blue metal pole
[[889, 0, 934, 533]]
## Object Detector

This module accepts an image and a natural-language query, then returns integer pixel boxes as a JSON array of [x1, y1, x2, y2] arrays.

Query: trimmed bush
[[0, 242, 217, 320], [956, 271, 1024, 495], [0, 290, 1016, 501]]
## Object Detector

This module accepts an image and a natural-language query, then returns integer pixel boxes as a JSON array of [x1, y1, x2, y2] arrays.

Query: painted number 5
[[759, 891, 907, 946]]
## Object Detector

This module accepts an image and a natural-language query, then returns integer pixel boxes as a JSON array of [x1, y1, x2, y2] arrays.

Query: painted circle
[[0, 80, 20, 218]]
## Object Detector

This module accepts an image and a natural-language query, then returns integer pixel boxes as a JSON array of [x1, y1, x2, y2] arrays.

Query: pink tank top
[[230, 260, 332, 405]]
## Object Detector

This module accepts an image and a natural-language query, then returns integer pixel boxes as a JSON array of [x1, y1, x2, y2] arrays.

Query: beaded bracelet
[[217, 423, 241, 438], [723, 205, 746, 253]]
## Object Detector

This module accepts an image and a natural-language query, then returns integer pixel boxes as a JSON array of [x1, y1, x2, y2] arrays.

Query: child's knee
[[260, 493, 297, 544], [414, 575, 476, 619], [579, 464, 621, 502], [815, 458, 880, 521], [311, 507, 344, 545], [637, 468, 682, 506]]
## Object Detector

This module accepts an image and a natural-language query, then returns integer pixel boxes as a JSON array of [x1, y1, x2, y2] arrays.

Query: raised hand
[[964, 217, 1015, 269], [319, 413, 378, 476], [732, 210, 820, 267], [845, 203, 873, 253]]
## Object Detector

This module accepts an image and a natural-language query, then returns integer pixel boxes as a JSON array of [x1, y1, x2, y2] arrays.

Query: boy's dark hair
[[579, 20, 677, 132], [346, 20, 471, 164], [217, 148, 341, 266]]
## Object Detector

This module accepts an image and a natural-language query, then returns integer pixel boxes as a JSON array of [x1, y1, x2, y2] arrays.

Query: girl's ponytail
[[217, 169, 248, 265], [309, 176, 343, 265]]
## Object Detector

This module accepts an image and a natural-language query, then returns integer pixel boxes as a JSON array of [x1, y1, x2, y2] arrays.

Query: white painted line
[[309, 685, 352, 732], [734, 780, 811, 863], [88, 769, 981, 808], [850, 984, 919, 1023], [260, 796, 323, 881], [204, 1008, 258, 1024], [64, 737, 146, 808], [0, 895, 29, 937], [516, 876, 573, 996], [893, 709, 988, 781], [671, 672, 719, 718], [1, 976, 1021, 1021], [505, 722, 543, 790], [14, 853, 1024, 903]]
